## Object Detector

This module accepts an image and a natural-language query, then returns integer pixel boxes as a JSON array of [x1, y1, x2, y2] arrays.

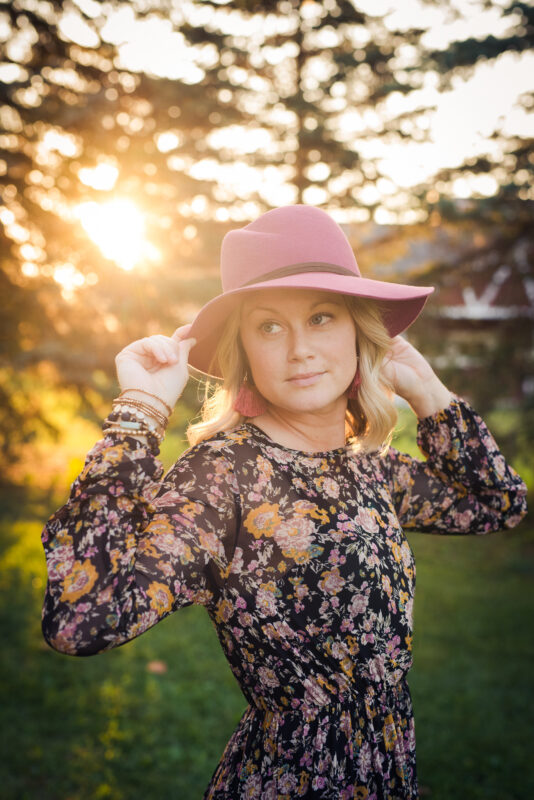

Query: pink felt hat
[[188, 205, 433, 377]]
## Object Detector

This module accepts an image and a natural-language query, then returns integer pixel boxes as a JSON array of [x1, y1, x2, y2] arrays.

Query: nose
[[287, 325, 315, 362]]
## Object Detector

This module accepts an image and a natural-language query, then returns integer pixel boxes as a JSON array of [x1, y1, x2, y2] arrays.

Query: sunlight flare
[[74, 198, 161, 271]]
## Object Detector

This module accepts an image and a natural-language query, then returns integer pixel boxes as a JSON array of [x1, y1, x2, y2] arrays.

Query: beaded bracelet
[[111, 398, 168, 430], [103, 406, 163, 452]]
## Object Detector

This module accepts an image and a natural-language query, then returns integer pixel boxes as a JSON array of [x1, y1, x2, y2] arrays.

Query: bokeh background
[[1, 0, 533, 798]]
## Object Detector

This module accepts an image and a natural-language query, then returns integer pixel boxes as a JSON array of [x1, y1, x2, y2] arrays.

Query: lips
[[287, 371, 325, 385]]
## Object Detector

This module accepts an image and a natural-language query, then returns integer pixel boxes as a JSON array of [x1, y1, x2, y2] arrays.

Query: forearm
[[403, 375, 453, 419], [41, 435, 164, 655]]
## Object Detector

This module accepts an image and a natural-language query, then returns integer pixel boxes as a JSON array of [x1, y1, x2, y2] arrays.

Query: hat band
[[242, 262, 357, 287]]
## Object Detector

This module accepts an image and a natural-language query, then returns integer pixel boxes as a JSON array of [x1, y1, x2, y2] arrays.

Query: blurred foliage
[[0, 0, 532, 475]]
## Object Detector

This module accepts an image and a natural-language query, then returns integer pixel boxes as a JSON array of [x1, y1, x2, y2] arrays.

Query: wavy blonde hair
[[186, 294, 397, 454]]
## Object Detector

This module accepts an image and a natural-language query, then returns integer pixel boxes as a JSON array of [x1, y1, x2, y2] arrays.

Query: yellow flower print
[[116, 495, 135, 513], [353, 787, 369, 799], [346, 635, 359, 656], [98, 443, 127, 466], [244, 502, 281, 538], [388, 540, 402, 564], [60, 559, 98, 602], [53, 529, 72, 548], [283, 548, 312, 565], [383, 713, 397, 751], [146, 581, 174, 615], [145, 517, 175, 536], [256, 454, 274, 480], [293, 499, 329, 524], [215, 597, 234, 624], [319, 566, 345, 595]]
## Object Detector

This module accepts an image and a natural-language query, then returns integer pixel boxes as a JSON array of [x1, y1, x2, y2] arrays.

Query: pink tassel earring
[[234, 376, 267, 416], [347, 368, 361, 399]]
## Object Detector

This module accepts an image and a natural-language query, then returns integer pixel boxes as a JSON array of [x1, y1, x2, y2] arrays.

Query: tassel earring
[[234, 376, 267, 416], [347, 368, 361, 399]]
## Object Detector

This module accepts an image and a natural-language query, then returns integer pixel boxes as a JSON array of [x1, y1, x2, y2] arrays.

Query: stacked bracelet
[[102, 389, 172, 452], [118, 388, 173, 416]]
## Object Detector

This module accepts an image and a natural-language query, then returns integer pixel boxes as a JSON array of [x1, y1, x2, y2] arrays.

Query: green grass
[[1, 410, 533, 799]]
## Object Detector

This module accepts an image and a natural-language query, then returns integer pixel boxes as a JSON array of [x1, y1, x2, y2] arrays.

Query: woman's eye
[[310, 312, 332, 325], [260, 321, 281, 334]]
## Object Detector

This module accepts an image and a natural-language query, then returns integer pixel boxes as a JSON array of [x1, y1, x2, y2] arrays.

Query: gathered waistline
[[249, 676, 409, 723]]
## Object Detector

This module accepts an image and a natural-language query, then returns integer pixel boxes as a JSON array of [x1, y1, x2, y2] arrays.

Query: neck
[[250, 399, 348, 453]]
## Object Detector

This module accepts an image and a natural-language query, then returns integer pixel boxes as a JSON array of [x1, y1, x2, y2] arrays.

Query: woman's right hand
[[115, 325, 197, 412]]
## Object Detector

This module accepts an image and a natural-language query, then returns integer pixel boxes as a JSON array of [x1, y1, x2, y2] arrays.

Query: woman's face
[[239, 288, 357, 416]]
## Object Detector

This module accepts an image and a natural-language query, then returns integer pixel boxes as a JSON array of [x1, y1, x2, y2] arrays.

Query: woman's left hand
[[380, 336, 453, 418]]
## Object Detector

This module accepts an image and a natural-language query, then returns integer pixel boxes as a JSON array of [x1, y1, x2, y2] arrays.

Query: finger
[[177, 336, 197, 356], [171, 324, 193, 342], [138, 337, 174, 364]]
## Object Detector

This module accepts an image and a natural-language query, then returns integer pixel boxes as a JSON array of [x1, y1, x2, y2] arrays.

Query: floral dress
[[41, 396, 527, 799]]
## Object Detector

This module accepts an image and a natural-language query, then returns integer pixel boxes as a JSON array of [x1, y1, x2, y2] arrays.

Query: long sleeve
[[41, 434, 239, 656], [386, 395, 528, 534]]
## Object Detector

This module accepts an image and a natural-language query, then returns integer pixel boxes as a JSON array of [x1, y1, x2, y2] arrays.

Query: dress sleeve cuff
[[70, 433, 165, 509], [415, 394, 474, 463]]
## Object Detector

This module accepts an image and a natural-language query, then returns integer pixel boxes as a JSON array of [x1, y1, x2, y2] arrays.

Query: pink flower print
[[47, 544, 75, 581], [357, 741, 372, 781], [452, 508, 475, 530], [198, 529, 223, 557], [321, 477, 340, 499], [328, 547, 346, 566], [261, 781, 277, 800], [256, 582, 279, 615], [434, 423, 451, 455], [386, 635, 401, 659], [230, 548, 244, 575], [303, 677, 330, 709], [238, 611, 253, 628], [355, 506, 379, 533], [368, 653, 386, 682], [265, 445, 294, 464], [257, 666, 280, 688], [243, 772, 262, 799], [349, 593, 369, 616], [278, 771, 297, 793], [273, 515, 315, 552], [295, 584, 309, 601], [319, 567, 345, 595]]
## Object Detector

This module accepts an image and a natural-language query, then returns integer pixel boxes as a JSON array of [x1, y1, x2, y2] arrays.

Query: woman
[[41, 205, 527, 799]]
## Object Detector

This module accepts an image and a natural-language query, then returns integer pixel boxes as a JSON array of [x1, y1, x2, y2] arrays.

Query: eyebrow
[[246, 298, 342, 315]]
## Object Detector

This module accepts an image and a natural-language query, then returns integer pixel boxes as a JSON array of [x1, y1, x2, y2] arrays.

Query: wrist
[[120, 388, 172, 417], [405, 378, 453, 419]]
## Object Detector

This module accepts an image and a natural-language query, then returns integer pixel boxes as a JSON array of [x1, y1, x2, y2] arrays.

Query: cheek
[[332, 326, 357, 367], [240, 333, 279, 383]]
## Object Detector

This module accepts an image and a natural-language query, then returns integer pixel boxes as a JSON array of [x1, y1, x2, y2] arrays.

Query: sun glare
[[74, 198, 161, 270], [78, 163, 119, 190]]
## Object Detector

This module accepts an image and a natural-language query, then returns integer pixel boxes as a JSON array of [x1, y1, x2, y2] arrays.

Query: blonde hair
[[186, 294, 397, 454]]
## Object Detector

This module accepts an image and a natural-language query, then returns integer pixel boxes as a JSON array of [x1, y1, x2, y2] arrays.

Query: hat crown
[[220, 205, 360, 292]]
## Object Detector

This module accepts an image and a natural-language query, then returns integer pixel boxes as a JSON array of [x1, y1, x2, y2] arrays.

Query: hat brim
[[187, 272, 433, 378]]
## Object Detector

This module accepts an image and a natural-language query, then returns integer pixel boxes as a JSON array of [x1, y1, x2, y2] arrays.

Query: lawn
[[1, 409, 532, 799]]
